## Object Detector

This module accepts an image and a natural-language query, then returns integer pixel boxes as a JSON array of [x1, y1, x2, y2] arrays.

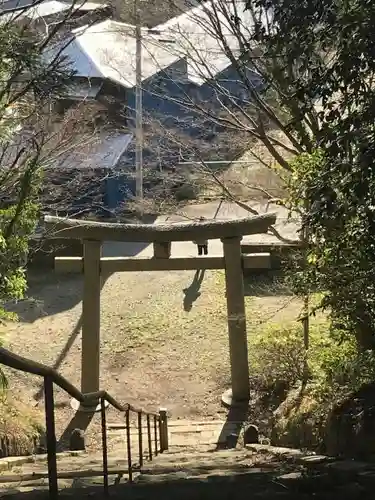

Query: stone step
[[107, 419, 241, 449], [0, 448, 254, 484], [145, 448, 252, 463], [108, 419, 226, 430], [0, 467, 129, 483], [0, 447, 286, 497], [1, 448, 242, 479], [1, 444, 375, 499], [139, 460, 275, 478], [0, 456, 135, 494], [0, 451, 86, 472], [0, 452, 165, 479], [135, 468, 276, 485]]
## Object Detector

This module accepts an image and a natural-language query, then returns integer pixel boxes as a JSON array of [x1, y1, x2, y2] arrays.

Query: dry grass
[[0, 395, 44, 457]]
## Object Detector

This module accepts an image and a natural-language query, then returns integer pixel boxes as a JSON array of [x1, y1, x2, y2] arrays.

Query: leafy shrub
[[249, 317, 375, 399], [313, 337, 375, 400], [0, 394, 43, 457], [249, 322, 307, 391], [252, 316, 375, 451], [0, 202, 38, 322], [248, 318, 329, 392]]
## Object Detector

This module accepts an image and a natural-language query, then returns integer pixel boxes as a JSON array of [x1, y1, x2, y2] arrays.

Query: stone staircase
[[1, 419, 375, 499], [0, 419, 230, 495]]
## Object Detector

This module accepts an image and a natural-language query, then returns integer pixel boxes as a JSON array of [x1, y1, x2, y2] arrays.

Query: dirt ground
[[2, 267, 302, 450]]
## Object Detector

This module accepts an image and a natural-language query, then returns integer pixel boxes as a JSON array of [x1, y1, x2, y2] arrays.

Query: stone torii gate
[[44, 213, 276, 408]]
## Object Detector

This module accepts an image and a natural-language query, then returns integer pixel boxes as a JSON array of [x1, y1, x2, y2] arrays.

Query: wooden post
[[158, 408, 168, 452], [81, 239, 102, 396], [222, 236, 250, 405], [44, 376, 58, 499], [153, 242, 171, 259]]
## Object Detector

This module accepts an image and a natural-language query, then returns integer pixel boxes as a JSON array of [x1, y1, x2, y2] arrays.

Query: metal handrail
[[0, 347, 168, 498], [0, 347, 158, 415]]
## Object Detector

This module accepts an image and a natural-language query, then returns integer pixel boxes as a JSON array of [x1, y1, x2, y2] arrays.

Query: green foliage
[[243, 0, 375, 448], [250, 318, 375, 399], [263, 318, 375, 451], [0, 20, 72, 373], [286, 147, 375, 350], [249, 322, 309, 390], [249, 0, 375, 349], [0, 20, 70, 321], [0, 201, 39, 321], [0, 22, 72, 119], [313, 339, 375, 400], [0, 7, 74, 397]]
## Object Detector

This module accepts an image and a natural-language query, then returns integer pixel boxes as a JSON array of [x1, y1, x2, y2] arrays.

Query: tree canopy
[[249, 0, 375, 349], [0, 14, 71, 320]]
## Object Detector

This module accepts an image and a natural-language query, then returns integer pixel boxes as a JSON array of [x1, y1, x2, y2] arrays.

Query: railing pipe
[[147, 414, 152, 461], [0, 348, 163, 492], [138, 411, 143, 468], [154, 415, 158, 456], [0, 348, 159, 416], [100, 398, 109, 495], [44, 376, 58, 500], [126, 409, 133, 482], [159, 408, 169, 452]]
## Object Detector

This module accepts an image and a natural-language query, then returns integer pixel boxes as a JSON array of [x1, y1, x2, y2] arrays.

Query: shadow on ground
[[57, 410, 95, 451], [5, 239, 153, 323], [216, 402, 248, 450], [31, 274, 112, 402], [5, 273, 83, 323], [182, 270, 205, 311]]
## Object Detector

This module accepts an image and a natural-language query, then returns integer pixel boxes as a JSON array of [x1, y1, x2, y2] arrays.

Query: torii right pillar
[[221, 236, 250, 407]]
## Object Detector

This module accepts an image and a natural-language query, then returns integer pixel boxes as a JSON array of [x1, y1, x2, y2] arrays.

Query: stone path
[[107, 419, 240, 451], [0, 419, 232, 495], [1, 420, 375, 499]]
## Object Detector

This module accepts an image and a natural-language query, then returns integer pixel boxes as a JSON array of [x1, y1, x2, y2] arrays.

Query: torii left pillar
[[71, 239, 102, 411]]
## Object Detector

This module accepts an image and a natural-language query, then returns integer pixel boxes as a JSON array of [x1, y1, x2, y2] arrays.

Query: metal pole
[[126, 409, 133, 482], [44, 376, 58, 499], [100, 398, 109, 495], [135, 0, 143, 200]]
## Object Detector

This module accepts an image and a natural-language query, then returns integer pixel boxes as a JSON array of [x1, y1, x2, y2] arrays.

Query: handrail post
[[137, 411, 143, 468], [44, 376, 58, 499], [125, 409, 133, 482], [146, 414, 152, 461], [153, 415, 158, 456], [159, 408, 168, 452], [100, 398, 109, 495]]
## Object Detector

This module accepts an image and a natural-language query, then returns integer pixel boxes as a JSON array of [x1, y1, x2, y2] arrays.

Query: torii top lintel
[[44, 214, 277, 243]]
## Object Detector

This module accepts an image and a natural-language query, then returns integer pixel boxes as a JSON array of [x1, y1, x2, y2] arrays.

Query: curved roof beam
[[44, 213, 277, 243]]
